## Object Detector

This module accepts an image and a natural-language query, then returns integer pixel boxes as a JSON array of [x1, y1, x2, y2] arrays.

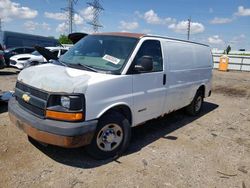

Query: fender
[[97, 102, 133, 125]]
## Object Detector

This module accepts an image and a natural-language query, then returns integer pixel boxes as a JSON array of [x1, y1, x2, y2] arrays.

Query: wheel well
[[102, 105, 132, 125], [198, 85, 205, 97]]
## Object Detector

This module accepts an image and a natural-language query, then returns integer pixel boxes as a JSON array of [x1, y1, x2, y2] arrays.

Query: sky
[[0, 0, 250, 50]]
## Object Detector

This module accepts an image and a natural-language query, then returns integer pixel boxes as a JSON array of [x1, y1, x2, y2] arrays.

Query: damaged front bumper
[[8, 97, 97, 148]]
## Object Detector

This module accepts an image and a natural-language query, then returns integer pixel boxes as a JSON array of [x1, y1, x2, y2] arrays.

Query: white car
[[10, 47, 68, 69], [9, 32, 212, 159]]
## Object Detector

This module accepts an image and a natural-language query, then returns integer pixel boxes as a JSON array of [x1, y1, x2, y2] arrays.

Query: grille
[[15, 82, 48, 118], [16, 82, 48, 100], [17, 97, 45, 117], [10, 60, 17, 65]]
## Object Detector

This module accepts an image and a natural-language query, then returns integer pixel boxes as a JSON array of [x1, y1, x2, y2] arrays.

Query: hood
[[68, 32, 88, 44], [17, 64, 109, 94], [10, 54, 39, 60], [35, 46, 58, 62]]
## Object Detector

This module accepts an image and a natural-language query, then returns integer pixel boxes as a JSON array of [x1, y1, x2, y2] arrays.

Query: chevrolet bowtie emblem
[[22, 93, 30, 103]]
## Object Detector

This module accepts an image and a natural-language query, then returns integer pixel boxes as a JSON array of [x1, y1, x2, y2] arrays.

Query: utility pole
[[87, 0, 104, 33], [62, 0, 78, 34], [68, 0, 73, 34], [187, 17, 191, 40], [0, 18, 2, 32]]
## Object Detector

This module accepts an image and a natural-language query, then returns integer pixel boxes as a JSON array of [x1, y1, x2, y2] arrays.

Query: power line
[[87, 0, 104, 33], [187, 17, 191, 40]]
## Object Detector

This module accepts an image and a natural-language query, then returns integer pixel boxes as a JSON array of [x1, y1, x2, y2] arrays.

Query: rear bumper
[[8, 97, 98, 148]]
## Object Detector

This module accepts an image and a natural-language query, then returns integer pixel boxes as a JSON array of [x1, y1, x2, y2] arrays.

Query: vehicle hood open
[[34, 46, 58, 62], [68, 32, 88, 44], [17, 64, 94, 93]]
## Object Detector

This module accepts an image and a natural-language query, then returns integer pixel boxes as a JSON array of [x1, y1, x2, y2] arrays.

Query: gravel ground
[[0, 68, 250, 188]]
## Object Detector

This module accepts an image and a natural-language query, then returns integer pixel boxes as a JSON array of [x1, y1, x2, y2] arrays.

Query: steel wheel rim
[[96, 123, 123, 152], [195, 96, 202, 112]]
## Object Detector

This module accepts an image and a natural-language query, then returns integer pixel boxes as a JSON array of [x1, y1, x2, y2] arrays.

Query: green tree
[[58, 34, 72, 44]]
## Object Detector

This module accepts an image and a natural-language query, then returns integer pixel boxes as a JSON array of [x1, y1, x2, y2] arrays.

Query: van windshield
[[59, 35, 138, 74]]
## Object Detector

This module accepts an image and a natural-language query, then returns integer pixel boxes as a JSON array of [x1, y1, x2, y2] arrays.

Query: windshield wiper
[[52, 59, 68, 67], [68, 63, 98, 72]]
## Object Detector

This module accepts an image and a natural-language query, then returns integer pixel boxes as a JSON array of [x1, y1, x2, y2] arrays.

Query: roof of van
[[94, 32, 145, 39], [93, 32, 209, 47]]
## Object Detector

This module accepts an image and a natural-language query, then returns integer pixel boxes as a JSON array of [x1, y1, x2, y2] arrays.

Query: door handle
[[163, 74, 166, 85]]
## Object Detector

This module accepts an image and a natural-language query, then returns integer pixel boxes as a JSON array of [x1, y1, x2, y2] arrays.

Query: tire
[[86, 111, 131, 160], [185, 90, 204, 116]]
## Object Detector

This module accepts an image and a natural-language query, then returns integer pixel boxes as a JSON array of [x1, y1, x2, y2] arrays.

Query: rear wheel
[[86, 111, 131, 160], [186, 90, 204, 116]]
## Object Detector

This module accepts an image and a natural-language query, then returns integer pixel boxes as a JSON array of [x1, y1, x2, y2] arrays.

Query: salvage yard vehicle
[[10, 47, 69, 69], [3, 47, 35, 66], [0, 31, 60, 49], [0, 50, 6, 69], [8, 32, 212, 159]]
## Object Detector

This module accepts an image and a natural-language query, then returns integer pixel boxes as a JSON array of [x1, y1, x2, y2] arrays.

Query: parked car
[[10, 47, 68, 69], [0, 50, 6, 69], [8, 32, 212, 159], [3, 47, 35, 66]]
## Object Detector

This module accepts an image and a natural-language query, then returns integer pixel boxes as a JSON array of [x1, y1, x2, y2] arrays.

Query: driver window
[[134, 40, 163, 72]]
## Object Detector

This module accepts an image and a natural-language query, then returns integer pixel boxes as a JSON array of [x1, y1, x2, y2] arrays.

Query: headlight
[[61, 96, 70, 109], [46, 94, 85, 121]]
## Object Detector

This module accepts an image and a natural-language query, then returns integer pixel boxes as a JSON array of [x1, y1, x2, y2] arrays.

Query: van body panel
[[162, 40, 212, 112], [85, 75, 133, 122], [132, 72, 166, 125]]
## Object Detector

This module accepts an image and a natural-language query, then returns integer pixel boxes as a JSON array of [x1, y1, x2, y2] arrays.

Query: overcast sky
[[0, 0, 250, 50]]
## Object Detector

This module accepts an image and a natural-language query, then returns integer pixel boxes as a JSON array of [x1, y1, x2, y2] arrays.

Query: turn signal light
[[46, 110, 83, 121]]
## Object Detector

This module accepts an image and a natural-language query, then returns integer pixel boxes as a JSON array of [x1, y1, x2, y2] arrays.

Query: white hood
[[17, 64, 111, 94], [10, 54, 40, 61]]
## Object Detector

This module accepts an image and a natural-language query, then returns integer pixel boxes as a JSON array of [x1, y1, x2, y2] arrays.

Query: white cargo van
[[9, 32, 212, 159]]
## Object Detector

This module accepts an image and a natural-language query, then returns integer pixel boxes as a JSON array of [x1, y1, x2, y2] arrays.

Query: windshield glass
[[59, 35, 138, 74], [32, 50, 41, 56]]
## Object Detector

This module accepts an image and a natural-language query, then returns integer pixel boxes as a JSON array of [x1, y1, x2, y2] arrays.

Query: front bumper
[[9, 62, 24, 69], [8, 97, 98, 148]]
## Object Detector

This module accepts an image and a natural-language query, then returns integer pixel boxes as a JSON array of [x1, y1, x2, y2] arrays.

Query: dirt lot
[[0, 68, 250, 188]]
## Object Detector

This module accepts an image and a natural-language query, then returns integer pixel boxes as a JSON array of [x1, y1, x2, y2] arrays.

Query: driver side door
[[130, 40, 166, 125]]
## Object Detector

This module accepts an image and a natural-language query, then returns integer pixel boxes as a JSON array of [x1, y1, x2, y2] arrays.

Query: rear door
[[131, 40, 166, 125]]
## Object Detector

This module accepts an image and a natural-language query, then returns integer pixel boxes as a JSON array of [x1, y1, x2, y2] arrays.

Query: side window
[[14, 48, 24, 54], [25, 48, 35, 53], [134, 40, 163, 72], [52, 50, 59, 57], [60, 50, 67, 55]]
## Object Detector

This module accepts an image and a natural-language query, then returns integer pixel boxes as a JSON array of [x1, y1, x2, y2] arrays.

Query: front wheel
[[86, 111, 131, 160], [185, 90, 204, 116]]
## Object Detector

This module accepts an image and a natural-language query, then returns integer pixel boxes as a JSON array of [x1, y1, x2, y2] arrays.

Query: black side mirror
[[134, 56, 153, 72]]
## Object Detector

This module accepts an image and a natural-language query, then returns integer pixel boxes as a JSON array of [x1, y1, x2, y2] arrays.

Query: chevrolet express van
[[9, 32, 212, 159]]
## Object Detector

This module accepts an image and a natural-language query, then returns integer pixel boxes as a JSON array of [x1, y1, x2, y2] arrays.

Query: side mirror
[[134, 56, 153, 72]]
